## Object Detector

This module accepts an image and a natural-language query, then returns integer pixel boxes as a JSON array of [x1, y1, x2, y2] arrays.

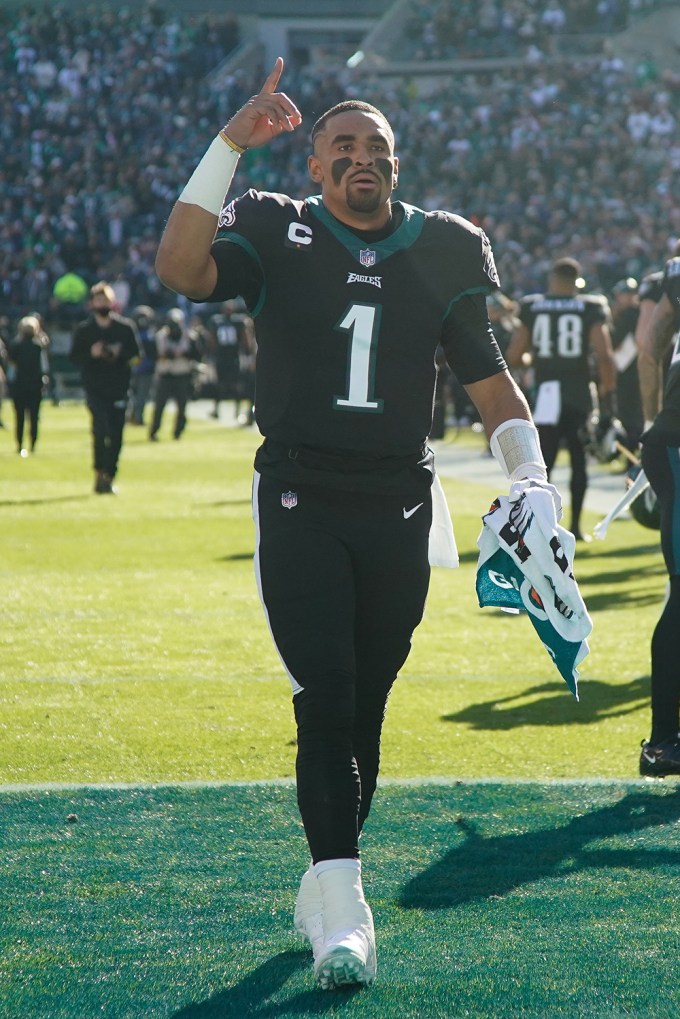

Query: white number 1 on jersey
[[334, 302, 384, 413]]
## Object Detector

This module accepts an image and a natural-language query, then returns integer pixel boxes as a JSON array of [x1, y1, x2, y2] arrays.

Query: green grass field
[[1, 402, 677, 1018]]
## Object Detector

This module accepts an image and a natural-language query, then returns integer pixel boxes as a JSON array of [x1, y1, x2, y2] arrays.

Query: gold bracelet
[[219, 129, 247, 154]]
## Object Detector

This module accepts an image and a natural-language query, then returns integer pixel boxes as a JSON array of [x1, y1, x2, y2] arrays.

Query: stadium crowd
[[402, 0, 670, 60], [1, 0, 679, 333]]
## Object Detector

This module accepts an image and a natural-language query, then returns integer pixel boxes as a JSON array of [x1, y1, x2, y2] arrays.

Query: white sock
[[314, 858, 372, 940]]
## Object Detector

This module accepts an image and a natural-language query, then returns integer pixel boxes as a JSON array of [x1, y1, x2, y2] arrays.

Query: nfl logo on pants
[[281, 491, 298, 509]]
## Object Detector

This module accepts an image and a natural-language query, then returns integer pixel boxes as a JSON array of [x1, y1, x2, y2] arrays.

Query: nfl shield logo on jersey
[[359, 248, 376, 268], [281, 491, 298, 509]]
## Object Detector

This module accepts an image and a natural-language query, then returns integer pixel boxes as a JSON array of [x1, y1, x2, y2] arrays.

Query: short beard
[[346, 188, 385, 215]]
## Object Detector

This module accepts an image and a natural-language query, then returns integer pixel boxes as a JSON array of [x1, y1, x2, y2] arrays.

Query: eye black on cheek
[[375, 158, 393, 184], [331, 157, 352, 186]]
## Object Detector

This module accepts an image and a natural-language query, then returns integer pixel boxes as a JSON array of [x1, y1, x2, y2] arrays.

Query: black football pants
[[640, 441, 680, 742], [253, 472, 432, 863], [87, 393, 127, 478], [538, 407, 588, 534], [13, 389, 42, 451]]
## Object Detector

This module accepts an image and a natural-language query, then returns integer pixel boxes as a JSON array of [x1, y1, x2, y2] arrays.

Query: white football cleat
[[312, 859, 377, 990], [313, 925, 376, 990], [293, 864, 324, 961]]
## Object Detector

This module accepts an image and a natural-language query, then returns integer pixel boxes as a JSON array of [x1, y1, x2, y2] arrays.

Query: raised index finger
[[261, 57, 284, 95]]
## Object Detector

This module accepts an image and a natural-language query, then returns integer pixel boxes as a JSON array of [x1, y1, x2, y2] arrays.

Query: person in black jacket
[[8, 315, 49, 456], [70, 282, 141, 493]]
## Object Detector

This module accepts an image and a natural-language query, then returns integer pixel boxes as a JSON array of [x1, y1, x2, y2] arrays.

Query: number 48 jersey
[[208, 190, 504, 457], [518, 292, 609, 415]]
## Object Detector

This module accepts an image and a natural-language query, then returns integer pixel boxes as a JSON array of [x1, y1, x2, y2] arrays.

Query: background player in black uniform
[[609, 278, 643, 453], [155, 59, 562, 991], [506, 258, 617, 541], [637, 254, 680, 776], [70, 282, 141, 494], [206, 299, 255, 423]]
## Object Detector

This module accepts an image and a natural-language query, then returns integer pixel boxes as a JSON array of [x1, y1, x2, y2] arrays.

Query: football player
[[610, 278, 642, 453], [637, 252, 680, 776], [506, 258, 617, 541], [155, 59, 562, 989]]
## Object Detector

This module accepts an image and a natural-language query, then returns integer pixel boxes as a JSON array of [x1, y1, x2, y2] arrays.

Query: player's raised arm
[[155, 58, 302, 300]]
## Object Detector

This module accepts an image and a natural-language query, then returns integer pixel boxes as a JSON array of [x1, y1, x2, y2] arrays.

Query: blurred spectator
[[70, 282, 142, 493], [128, 305, 158, 426], [149, 308, 202, 441], [50, 271, 90, 330], [7, 314, 49, 456]]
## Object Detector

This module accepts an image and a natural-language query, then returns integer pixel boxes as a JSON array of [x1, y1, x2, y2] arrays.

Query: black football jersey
[[648, 256, 680, 439], [518, 292, 609, 414], [611, 305, 639, 380], [207, 190, 503, 458]]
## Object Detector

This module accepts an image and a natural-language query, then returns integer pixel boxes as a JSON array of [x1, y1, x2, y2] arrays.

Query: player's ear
[[392, 155, 399, 190], [308, 153, 323, 183]]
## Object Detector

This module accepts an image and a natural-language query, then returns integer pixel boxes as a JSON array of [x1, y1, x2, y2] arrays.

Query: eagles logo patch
[[480, 230, 500, 287], [218, 201, 236, 229]]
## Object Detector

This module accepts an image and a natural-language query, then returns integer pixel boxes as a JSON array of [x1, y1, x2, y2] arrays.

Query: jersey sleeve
[[440, 291, 506, 384], [437, 219, 505, 383], [207, 189, 267, 311]]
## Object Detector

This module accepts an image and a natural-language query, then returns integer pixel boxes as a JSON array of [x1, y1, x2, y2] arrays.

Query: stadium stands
[[1, 0, 679, 335]]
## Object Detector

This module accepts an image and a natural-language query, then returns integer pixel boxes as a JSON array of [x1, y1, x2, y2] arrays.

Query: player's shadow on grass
[[400, 786, 680, 911], [170, 948, 362, 1017], [0, 494, 90, 507], [443, 675, 649, 730]]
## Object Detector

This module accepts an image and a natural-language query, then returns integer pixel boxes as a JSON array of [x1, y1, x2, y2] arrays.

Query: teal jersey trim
[[306, 197, 424, 265], [217, 232, 266, 317]]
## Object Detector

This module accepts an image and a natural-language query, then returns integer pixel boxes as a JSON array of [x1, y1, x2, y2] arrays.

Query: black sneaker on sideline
[[639, 737, 680, 777]]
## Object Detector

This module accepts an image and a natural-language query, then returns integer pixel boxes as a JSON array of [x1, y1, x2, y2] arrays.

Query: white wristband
[[178, 134, 241, 216], [490, 418, 547, 482]]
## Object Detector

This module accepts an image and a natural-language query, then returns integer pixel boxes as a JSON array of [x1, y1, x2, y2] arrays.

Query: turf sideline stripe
[[0, 777, 672, 792]]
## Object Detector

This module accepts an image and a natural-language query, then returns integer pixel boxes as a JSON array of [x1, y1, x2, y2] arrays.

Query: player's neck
[[548, 286, 577, 297], [323, 197, 393, 233]]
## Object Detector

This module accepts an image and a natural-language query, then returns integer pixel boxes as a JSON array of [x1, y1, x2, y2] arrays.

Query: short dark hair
[[550, 257, 581, 281], [311, 101, 394, 149]]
